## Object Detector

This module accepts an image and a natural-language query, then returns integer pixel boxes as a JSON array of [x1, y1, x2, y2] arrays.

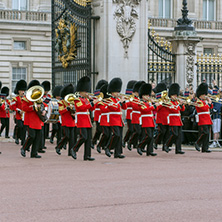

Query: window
[[159, 0, 172, 18], [14, 41, 26, 50], [203, 0, 216, 21], [12, 68, 27, 92], [12, 0, 27, 11], [204, 48, 214, 55]]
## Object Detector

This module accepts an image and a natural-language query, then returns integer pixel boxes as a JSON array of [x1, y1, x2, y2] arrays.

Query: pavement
[[1, 136, 222, 222]]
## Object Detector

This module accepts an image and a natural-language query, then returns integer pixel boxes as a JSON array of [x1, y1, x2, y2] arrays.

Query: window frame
[[158, 0, 173, 19], [203, 0, 216, 21]]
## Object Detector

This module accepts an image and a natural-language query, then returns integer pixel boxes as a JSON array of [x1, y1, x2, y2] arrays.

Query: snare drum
[[46, 99, 60, 123]]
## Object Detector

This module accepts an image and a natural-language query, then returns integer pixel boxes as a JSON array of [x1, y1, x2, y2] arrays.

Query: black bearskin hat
[[27, 80, 40, 89], [139, 83, 152, 98], [126, 80, 137, 90], [196, 83, 208, 98], [76, 76, 91, 92], [53, 85, 63, 98], [60, 84, 75, 99], [42, 81, 51, 91], [107, 78, 122, 93], [96, 79, 108, 90], [0, 81, 2, 90], [14, 87, 18, 95], [1, 86, 9, 96], [133, 81, 146, 93], [153, 82, 167, 93], [100, 83, 109, 99], [168, 83, 180, 97], [16, 80, 27, 91]]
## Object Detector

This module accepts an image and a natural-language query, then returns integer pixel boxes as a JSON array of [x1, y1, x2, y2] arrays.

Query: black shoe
[[122, 141, 125, 148], [141, 148, 146, 153], [163, 144, 169, 153], [26, 148, 30, 152], [110, 151, 114, 154], [105, 148, 111, 157], [46, 136, 50, 139], [0, 151, 1, 154], [55, 147, 61, 155], [38, 149, 45, 153], [70, 149, 77, 159], [176, 151, 185, 154], [137, 148, 143, 156], [91, 142, 95, 149], [153, 143, 158, 150], [21, 148, 26, 157], [147, 152, 157, 156], [31, 155, 41, 158], [127, 143, 132, 151], [114, 154, 125, 159], [15, 139, 19, 145], [84, 156, 95, 161], [202, 150, 212, 153], [43, 146, 47, 149], [63, 145, 66, 150], [97, 146, 101, 154], [50, 138, 53, 144], [21, 141, 24, 146], [195, 142, 200, 152], [5, 136, 10, 138]]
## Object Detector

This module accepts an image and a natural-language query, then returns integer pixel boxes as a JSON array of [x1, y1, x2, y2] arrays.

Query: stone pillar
[[169, 31, 202, 91], [91, 0, 148, 91]]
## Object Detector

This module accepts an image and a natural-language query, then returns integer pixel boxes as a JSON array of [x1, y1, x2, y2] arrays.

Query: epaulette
[[22, 97, 29, 103], [12, 97, 17, 101], [76, 100, 83, 107], [58, 100, 63, 105], [98, 102, 105, 106]]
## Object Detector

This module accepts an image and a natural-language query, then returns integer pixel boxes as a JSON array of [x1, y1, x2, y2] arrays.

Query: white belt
[[127, 107, 133, 110], [98, 113, 108, 123], [130, 110, 141, 119], [95, 108, 100, 111], [139, 114, 153, 125], [196, 111, 210, 123], [167, 113, 181, 124], [92, 108, 100, 117], [107, 112, 122, 123], [75, 112, 90, 123]]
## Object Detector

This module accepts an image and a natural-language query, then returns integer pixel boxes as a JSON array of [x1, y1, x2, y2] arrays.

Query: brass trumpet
[[87, 92, 104, 101]]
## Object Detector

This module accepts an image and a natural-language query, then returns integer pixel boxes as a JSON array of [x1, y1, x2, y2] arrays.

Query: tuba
[[26, 85, 47, 122]]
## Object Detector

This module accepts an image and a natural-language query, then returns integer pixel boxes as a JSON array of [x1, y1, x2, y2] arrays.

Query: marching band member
[[92, 79, 108, 152], [105, 78, 125, 158], [21, 80, 46, 158], [55, 84, 76, 156], [70, 76, 98, 161], [128, 81, 145, 151], [136, 83, 158, 156], [10, 80, 27, 145], [50, 85, 63, 145], [122, 80, 137, 148], [153, 83, 170, 151], [194, 83, 213, 153], [163, 83, 185, 154], [0, 86, 10, 138]]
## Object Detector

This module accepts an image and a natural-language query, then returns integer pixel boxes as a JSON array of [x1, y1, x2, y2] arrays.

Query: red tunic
[[195, 100, 213, 126], [130, 97, 141, 124], [74, 97, 93, 128], [125, 101, 133, 120], [97, 102, 110, 126], [0, 99, 10, 118], [93, 102, 101, 122], [22, 97, 42, 130], [10, 96, 23, 120], [166, 100, 185, 126], [58, 100, 75, 127], [156, 105, 170, 125]]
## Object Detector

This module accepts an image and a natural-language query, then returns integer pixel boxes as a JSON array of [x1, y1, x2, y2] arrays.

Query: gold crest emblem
[[55, 18, 78, 68]]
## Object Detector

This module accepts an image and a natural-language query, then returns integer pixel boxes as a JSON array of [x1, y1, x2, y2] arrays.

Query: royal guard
[[92, 79, 108, 152], [128, 81, 145, 151], [70, 76, 97, 161], [163, 83, 185, 154], [21, 80, 46, 158], [50, 85, 63, 145], [136, 83, 158, 156], [194, 83, 213, 153], [122, 80, 137, 148], [10, 80, 27, 145], [105, 77, 125, 158], [0, 86, 10, 138], [55, 84, 76, 156], [153, 83, 170, 151]]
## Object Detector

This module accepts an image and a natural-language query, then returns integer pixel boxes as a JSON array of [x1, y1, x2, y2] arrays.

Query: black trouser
[[196, 125, 211, 152], [57, 126, 76, 155], [106, 126, 122, 156], [44, 123, 49, 138], [98, 126, 111, 149], [123, 119, 133, 143], [15, 119, 26, 143], [92, 121, 102, 144], [129, 124, 141, 148], [155, 124, 169, 147], [51, 122, 62, 145], [165, 126, 182, 153], [22, 127, 41, 157], [73, 128, 92, 159], [0, 118, 9, 137], [183, 119, 195, 144], [138, 127, 154, 154]]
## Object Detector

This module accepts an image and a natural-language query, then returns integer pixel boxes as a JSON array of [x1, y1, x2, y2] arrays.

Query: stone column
[[91, 0, 148, 91], [169, 32, 202, 91]]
